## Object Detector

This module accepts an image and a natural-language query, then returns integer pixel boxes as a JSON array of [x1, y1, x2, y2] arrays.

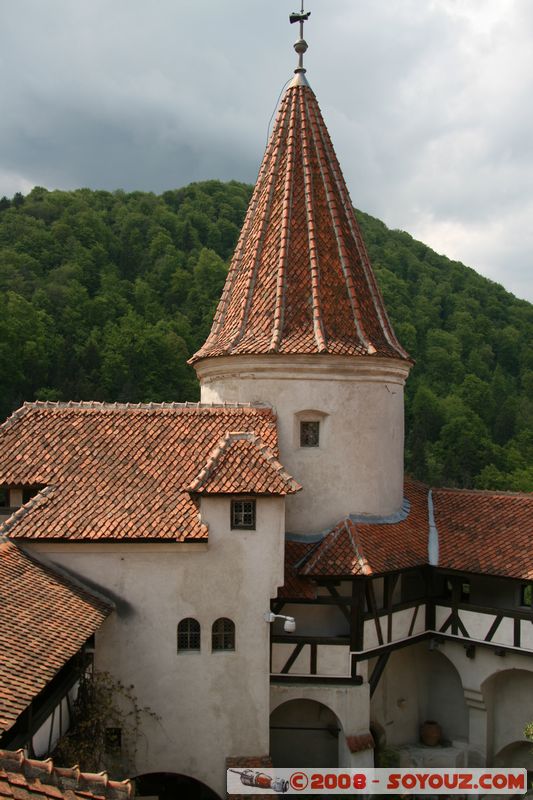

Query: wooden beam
[[366, 581, 384, 646], [369, 652, 390, 697], [271, 675, 363, 686], [408, 604, 420, 637], [310, 644, 317, 675], [484, 615, 503, 641], [280, 643, 305, 674], [326, 585, 352, 624]]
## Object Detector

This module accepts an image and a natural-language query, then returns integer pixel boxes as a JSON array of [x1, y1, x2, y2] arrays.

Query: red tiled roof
[[291, 481, 533, 580], [0, 539, 111, 735], [0, 750, 132, 800], [0, 402, 280, 541], [434, 487, 533, 580], [278, 540, 317, 599], [186, 432, 301, 495], [191, 78, 409, 364], [300, 480, 429, 577]]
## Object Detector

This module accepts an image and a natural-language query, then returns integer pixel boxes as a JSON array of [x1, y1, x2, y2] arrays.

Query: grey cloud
[[0, 0, 531, 300]]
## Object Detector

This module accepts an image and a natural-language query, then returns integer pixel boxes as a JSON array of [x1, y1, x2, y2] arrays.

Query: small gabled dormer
[[0, 484, 44, 523]]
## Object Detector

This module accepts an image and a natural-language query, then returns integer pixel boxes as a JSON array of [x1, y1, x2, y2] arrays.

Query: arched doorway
[[270, 699, 341, 768], [483, 668, 533, 766], [493, 741, 533, 771], [135, 772, 221, 800]]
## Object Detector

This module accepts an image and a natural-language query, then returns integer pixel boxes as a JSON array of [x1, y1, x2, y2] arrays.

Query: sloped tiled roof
[[0, 539, 111, 735], [0, 402, 279, 541], [278, 540, 317, 599], [191, 76, 409, 364], [186, 432, 301, 495], [287, 481, 533, 581], [0, 750, 132, 800], [434, 487, 533, 580], [299, 480, 429, 578]]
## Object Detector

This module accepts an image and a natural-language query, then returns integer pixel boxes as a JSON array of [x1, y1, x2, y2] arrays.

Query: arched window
[[177, 618, 200, 652], [212, 617, 235, 651]]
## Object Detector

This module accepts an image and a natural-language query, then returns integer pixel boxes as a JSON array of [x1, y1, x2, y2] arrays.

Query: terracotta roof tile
[[434, 487, 533, 580], [0, 402, 280, 541], [0, 540, 111, 735], [186, 432, 301, 496], [191, 82, 409, 364], [294, 481, 533, 580], [278, 540, 317, 600], [300, 480, 429, 577], [0, 751, 132, 800]]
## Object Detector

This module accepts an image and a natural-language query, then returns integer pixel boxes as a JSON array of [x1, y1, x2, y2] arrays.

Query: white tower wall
[[196, 354, 410, 535]]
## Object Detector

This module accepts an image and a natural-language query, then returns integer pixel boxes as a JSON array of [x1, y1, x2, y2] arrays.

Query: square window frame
[[300, 420, 320, 448], [230, 498, 256, 530]]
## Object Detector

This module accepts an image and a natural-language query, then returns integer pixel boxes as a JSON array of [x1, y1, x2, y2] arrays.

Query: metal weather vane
[[290, 1, 311, 73]]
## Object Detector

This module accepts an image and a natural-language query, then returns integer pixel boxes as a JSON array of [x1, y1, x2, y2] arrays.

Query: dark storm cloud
[[0, 0, 531, 300]]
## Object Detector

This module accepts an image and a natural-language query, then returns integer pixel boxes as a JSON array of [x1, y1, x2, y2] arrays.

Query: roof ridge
[[0, 402, 33, 432], [13, 400, 269, 411], [345, 519, 372, 576], [0, 750, 133, 800], [434, 486, 532, 498], [0, 486, 56, 535], [186, 431, 301, 495]]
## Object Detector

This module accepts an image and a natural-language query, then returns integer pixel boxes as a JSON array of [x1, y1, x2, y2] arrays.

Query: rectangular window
[[231, 499, 256, 530], [521, 583, 533, 607], [300, 420, 320, 447]]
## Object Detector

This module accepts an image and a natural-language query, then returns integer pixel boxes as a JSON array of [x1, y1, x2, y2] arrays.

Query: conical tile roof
[[191, 75, 409, 363]]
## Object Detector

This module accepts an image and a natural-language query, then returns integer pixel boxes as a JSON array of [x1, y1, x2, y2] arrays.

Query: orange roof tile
[[0, 750, 132, 800], [186, 432, 301, 496], [278, 540, 317, 600], [433, 487, 533, 580], [0, 402, 280, 542], [293, 481, 533, 580], [300, 480, 429, 577], [0, 540, 111, 735], [191, 79, 409, 364]]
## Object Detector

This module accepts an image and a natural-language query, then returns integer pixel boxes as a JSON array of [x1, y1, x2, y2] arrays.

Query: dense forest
[[0, 182, 531, 491]]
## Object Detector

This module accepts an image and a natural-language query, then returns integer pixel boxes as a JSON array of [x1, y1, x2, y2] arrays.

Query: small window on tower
[[231, 499, 256, 530], [300, 420, 320, 447]]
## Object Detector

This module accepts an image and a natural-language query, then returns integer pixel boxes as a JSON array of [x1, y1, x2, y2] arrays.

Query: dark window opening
[[105, 727, 122, 753], [300, 420, 320, 447], [177, 617, 201, 652], [521, 583, 533, 607], [231, 499, 256, 529], [444, 578, 470, 603], [212, 617, 235, 651]]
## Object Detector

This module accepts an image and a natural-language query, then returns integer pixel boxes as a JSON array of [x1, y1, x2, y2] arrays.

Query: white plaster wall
[[26, 495, 285, 799], [275, 602, 349, 637], [483, 669, 533, 762], [196, 355, 410, 533]]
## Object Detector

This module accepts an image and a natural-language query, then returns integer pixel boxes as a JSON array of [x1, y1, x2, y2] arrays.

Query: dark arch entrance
[[136, 772, 221, 800], [270, 699, 341, 768]]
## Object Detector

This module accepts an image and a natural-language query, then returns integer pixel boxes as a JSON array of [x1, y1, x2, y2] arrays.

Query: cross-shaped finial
[[290, 2, 311, 73]]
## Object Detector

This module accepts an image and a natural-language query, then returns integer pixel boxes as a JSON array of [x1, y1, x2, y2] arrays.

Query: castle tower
[[191, 14, 411, 534]]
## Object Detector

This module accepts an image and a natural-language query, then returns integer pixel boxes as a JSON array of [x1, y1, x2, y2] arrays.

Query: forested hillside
[[0, 183, 531, 491]]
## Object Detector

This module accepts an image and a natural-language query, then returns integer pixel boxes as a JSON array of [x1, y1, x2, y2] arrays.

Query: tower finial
[[289, 2, 311, 74]]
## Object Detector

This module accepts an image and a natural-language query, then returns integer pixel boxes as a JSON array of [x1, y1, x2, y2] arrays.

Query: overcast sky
[[1, 0, 532, 301]]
